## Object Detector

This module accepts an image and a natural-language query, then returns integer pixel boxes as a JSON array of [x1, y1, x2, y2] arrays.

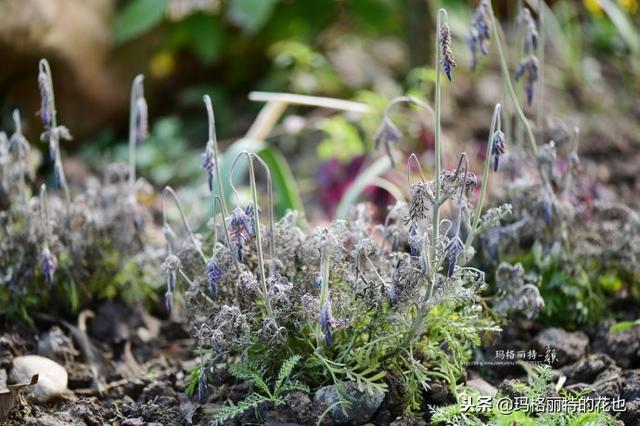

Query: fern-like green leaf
[[230, 363, 272, 398], [210, 394, 267, 426], [274, 355, 302, 394]]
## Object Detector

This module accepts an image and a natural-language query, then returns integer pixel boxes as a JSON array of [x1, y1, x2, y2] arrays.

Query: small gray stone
[[592, 323, 640, 369], [314, 381, 385, 424], [10, 355, 68, 402], [466, 378, 497, 396], [562, 353, 618, 384], [534, 328, 589, 366]]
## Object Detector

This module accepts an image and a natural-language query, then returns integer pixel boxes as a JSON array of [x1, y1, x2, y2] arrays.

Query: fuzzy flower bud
[[230, 207, 252, 261], [206, 256, 223, 300], [515, 56, 539, 107], [446, 236, 464, 277], [374, 117, 402, 167], [161, 254, 182, 292]]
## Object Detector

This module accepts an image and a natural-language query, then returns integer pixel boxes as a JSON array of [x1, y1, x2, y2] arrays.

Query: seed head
[[491, 130, 506, 172], [38, 247, 58, 286], [206, 256, 223, 300], [440, 23, 457, 81]]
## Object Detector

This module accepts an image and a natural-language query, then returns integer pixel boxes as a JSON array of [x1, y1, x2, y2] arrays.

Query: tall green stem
[[161, 186, 208, 264]]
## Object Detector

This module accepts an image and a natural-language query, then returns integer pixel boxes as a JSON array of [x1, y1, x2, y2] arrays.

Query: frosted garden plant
[[168, 8, 518, 423], [0, 59, 161, 319], [462, 0, 640, 325]]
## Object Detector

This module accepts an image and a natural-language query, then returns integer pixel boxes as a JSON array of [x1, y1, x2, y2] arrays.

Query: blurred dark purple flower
[[467, 0, 492, 69], [319, 301, 333, 346], [230, 207, 252, 261], [201, 145, 216, 192], [165, 291, 173, 313], [515, 57, 539, 106], [374, 117, 403, 167], [38, 247, 57, 286], [542, 193, 553, 225], [197, 370, 208, 403], [134, 97, 148, 144]]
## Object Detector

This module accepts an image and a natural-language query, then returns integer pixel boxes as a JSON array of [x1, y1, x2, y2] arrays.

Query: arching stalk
[[465, 104, 501, 251], [128, 75, 145, 200], [39, 59, 71, 209], [161, 186, 207, 264], [228, 151, 276, 322], [203, 95, 229, 217]]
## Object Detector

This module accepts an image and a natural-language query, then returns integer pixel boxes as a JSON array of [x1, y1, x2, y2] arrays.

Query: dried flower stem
[[465, 104, 501, 251], [487, 4, 538, 156], [229, 151, 276, 321], [39, 60, 71, 209], [161, 186, 207, 264], [39, 184, 51, 247], [229, 151, 276, 276], [128, 75, 145, 199], [211, 195, 238, 270], [203, 95, 229, 217], [537, 0, 545, 147]]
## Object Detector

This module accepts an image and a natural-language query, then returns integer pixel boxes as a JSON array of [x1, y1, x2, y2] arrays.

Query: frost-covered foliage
[[0, 61, 161, 319]]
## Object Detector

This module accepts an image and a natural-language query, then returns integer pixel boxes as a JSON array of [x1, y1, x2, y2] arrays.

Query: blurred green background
[[0, 0, 637, 219]]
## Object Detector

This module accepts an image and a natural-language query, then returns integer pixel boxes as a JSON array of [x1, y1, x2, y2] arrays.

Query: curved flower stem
[[464, 104, 501, 252], [203, 95, 229, 218], [537, 0, 545, 147], [39, 59, 71, 210], [228, 151, 276, 321], [211, 195, 239, 270], [383, 95, 434, 119], [128, 75, 145, 198], [488, 3, 538, 157], [39, 183, 50, 249], [229, 151, 276, 276], [161, 186, 207, 264]]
